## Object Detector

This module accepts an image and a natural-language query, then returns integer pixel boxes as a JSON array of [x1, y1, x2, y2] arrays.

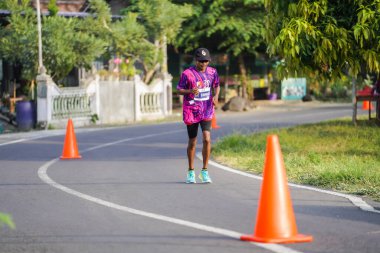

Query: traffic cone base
[[60, 154, 81, 160], [241, 233, 313, 244], [60, 119, 81, 159], [240, 135, 313, 244]]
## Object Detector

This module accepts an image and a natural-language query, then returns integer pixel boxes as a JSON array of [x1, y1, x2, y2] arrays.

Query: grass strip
[[212, 117, 380, 201]]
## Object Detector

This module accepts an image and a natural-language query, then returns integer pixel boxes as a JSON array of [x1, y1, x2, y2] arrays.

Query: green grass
[[212, 118, 380, 201], [0, 212, 15, 230]]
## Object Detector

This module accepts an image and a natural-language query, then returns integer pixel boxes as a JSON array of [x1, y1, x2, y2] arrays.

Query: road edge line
[[200, 153, 380, 214]]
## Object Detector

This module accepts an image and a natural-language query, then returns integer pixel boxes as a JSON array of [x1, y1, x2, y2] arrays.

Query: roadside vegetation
[[0, 212, 15, 230], [212, 117, 380, 201]]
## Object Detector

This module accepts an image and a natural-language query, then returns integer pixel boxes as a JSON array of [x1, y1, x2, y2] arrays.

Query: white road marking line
[[38, 131, 304, 253], [246, 111, 352, 126], [84, 130, 182, 152], [0, 130, 72, 146], [201, 154, 380, 214], [367, 230, 380, 234], [0, 139, 28, 146]]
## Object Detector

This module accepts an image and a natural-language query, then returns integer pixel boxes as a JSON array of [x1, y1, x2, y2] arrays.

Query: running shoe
[[198, 170, 212, 183], [186, 170, 196, 184]]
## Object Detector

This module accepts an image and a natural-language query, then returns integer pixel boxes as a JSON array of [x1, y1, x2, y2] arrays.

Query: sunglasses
[[198, 60, 209, 63]]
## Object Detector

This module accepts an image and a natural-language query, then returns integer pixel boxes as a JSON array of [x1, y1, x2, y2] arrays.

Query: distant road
[[0, 102, 378, 253]]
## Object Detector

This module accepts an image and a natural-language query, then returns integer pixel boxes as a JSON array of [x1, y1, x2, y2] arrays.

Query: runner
[[177, 48, 220, 183]]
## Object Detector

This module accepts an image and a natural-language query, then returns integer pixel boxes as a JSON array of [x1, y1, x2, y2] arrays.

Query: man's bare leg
[[202, 130, 211, 169], [187, 137, 197, 169]]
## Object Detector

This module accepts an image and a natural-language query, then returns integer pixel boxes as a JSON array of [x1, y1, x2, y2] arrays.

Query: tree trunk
[[238, 54, 248, 99], [352, 76, 357, 125], [144, 63, 160, 84], [144, 40, 161, 84], [161, 35, 168, 74]]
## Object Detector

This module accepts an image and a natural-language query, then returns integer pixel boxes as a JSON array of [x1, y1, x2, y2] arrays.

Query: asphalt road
[[0, 102, 379, 253]]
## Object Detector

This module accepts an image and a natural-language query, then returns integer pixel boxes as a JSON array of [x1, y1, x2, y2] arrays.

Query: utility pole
[[36, 0, 46, 74], [35, 0, 48, 130]]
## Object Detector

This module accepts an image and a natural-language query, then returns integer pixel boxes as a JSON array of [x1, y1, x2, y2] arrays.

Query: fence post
[[36, 73, 53, 129], [162, 73, 173, 115], [162, 76, 168, 116], [134, 75, 141, 121]]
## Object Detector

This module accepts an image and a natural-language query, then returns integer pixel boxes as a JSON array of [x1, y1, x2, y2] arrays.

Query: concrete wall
[[37, 73, 172, 128], [98, 80, 135, 124]]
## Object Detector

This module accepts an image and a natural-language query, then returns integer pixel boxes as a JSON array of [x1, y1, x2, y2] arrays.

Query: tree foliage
[[123, 0, 192, 83], [265, 0, 380, 79], [128, 0, 193, 44], [0, 0, 38, 81], [86, 0, 158, 81], [1, 0, 268, 87], [176, 0, 264, 56], [47, 0, 59, 16], [0, 0, 105, 84], [175, 0, 265, 98]]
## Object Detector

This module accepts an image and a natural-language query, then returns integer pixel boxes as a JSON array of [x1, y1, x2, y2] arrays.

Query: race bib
[[194, 87, 211, 101]]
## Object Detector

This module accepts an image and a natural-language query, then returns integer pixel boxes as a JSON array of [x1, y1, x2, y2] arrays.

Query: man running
[[177, 48, 220, 183]]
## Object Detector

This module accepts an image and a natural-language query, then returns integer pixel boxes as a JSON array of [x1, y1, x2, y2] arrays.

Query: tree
[[265, 0, 380, 80], [42, 16, 105, 82], [175, 0, 265, 98], [85, 0, 156, 80], [124, 0, 193, 83], [0, 0, 38, 82], [0, 0, 192, 85], [0, 0, 106, 84], [84, 0, 191, 83]]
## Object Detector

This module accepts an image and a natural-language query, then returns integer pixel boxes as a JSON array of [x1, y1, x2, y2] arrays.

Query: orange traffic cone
[[60, 119, 81, 159], [211, 113, 220, 129], [362, 100, 374, 110], [240, 135, 313, 244]]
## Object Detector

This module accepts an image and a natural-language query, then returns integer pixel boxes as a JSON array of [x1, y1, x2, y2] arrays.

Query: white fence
[[51, 88, 94, 120], [36, 73, 172, 128]]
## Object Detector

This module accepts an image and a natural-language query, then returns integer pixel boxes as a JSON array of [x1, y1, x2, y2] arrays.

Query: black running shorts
[[186, 120, 212, 139]]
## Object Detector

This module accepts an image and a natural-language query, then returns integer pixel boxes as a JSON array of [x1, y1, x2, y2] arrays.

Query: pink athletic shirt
[[177, 66, 220, 125]]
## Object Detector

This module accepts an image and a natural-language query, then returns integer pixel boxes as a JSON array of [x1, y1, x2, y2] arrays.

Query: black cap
[[194, 48, 211, 61]]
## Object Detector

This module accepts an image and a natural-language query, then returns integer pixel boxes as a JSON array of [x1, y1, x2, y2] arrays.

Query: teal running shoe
[[186, 170, 196, 184], [199, 170, 212, 183]]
